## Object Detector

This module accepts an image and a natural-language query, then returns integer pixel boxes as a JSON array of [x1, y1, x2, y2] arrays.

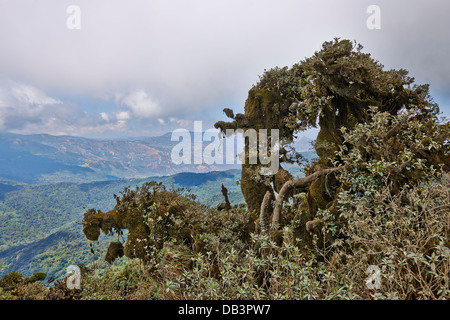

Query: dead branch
[[259, 191, 272, 234], [270, 165, 347, 231]]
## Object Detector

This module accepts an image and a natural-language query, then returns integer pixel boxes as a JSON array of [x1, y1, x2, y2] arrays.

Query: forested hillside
[[0, 169, 251, 279]]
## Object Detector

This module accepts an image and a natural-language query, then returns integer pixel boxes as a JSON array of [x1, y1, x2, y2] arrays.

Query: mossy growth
[[82, 182, 255, 267], [105, 242, 124, 264], [82, 182, 206, 264], [82, 209, 116, 241], [240, 163, 274, 214], [215, 74, 299, 214], [274, 167, 293, 194], [215, 38, 447, 251], [28, 272, 46, 283]]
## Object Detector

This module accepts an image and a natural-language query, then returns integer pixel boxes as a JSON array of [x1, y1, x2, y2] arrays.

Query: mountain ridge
[[0, 131, 243, 184]]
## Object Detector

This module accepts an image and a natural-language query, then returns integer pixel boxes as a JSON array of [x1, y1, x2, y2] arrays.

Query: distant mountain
[[0, 132, 315, 185], [0, 132, 239, 184]]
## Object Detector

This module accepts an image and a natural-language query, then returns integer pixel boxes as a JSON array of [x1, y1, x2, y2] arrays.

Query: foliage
[[308, 171, 450, 299], [0, 168, 245, 279], [336, 107, 448, 194], [214, 38, 444, 244], [82, 181, 255, 266], [0, 271, 49, 300], [1, 171, 449, 300]]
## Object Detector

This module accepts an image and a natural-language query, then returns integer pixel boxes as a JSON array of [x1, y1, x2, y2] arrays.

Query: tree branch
[[259, 191, 272, 234], [271, 165, 347, 231]]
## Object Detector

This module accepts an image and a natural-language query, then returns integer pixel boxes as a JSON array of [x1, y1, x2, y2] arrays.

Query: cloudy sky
[[0, 0, 449, 139]]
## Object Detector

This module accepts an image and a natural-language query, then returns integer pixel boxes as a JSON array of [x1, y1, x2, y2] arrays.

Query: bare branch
[[259, 191, 272, 234], [271, 165, 347, 230]]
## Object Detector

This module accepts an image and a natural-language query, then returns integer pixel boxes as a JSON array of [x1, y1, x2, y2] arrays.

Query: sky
[[0, 0, 449, 139]]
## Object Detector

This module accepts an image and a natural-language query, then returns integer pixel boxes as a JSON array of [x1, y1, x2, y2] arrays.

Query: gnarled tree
[[215, 38, 448, 248]]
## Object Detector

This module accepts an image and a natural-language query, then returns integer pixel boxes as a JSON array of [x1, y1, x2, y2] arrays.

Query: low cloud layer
[[0, 0, 449, 138], [0, 79, 126, 136]]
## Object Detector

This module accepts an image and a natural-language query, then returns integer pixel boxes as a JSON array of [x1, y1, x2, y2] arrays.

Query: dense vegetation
[[1, 170, 448, 300], [0, 39, 448, 300], [0, 169, 250, 279]]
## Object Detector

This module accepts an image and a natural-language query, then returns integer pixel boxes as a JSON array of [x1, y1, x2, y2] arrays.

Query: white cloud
[[0, 78, 134, 137], [116, 111, 131, 121], [9, 82, 62, 106], [176, 119, 192, 127], [0, 80, 62, 129], [119, 90, 163, 118], [100, 112, 110, 121]]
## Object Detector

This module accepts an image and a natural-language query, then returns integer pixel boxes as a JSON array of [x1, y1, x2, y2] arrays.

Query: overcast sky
[[0, 0, 449, 139]]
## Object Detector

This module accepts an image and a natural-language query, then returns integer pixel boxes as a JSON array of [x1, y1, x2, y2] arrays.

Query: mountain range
[[0, 132, 313, 185], [0, 132, 240, 184]]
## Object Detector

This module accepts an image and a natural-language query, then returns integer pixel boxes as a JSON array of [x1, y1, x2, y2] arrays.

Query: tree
[[81, 182, 255, 265], [215, 38, 448, 248], [82, 183, 203, 263]]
